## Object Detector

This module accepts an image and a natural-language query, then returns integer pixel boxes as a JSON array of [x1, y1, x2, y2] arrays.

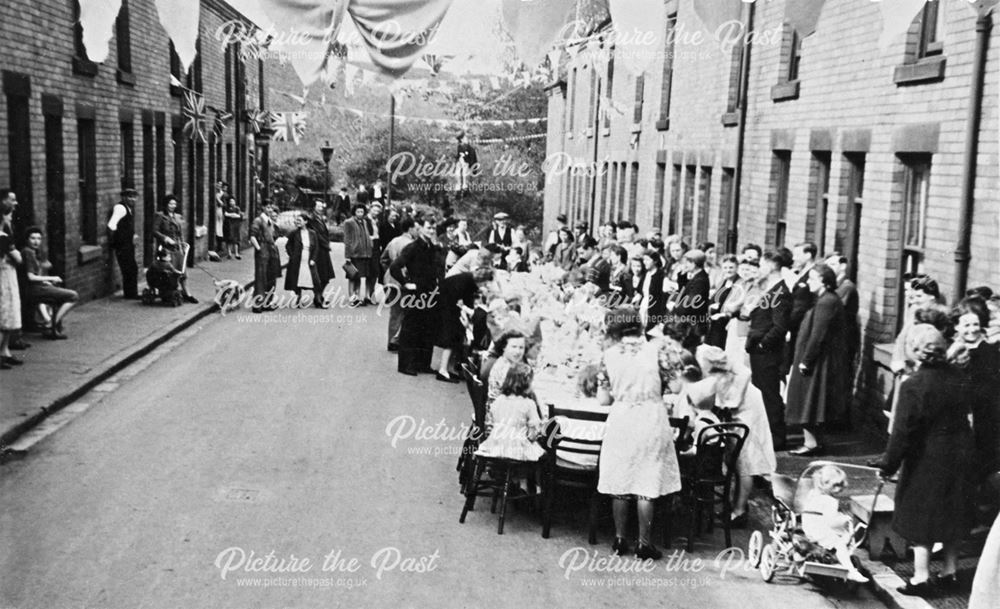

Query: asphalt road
[[0, 289, 886, 609]]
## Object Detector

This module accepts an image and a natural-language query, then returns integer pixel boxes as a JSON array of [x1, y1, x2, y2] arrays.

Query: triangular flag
[[877, 0, 930, 50], [608, 0, 665, 75], [78, 0, 122, 63], [155, 0, 200, 72], [784, 0, 829, 38], [500, 0, 577, 68], [692, 0, 744, 34]]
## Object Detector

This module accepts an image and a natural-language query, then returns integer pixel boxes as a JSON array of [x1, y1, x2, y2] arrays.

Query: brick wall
[[0, 0, 268, 302], [545, 0, 1000, 425]]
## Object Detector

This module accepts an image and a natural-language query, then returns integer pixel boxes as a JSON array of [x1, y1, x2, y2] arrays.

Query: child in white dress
[[800, 465, 869, 582], [476, 363, 546, 462]]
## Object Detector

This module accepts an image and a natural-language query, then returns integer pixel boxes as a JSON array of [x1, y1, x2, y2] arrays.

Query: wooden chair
[[680, 422, 749, 551], [460, 453, 540, 535], [540, 403, 609, 544], [456, 363, 487, 495], [659, 416, 691, 547]]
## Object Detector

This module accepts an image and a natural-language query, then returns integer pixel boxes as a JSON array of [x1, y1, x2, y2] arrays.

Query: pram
[[747, 460, 885, 588], [142, 244, 189, 307]]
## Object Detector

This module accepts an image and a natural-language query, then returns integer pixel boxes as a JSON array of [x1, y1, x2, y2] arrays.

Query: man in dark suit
[[668, 249, 711, 337], [333, 187, 351, 224], [379, 207, 402, 247], [575, 236, 610, 292], [747, 249, 793, 450], [389, 217, 440, 376], [786, 242, 818, 372]]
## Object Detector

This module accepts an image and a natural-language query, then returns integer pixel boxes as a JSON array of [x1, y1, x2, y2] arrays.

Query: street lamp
[[320, 140, 334, 210]]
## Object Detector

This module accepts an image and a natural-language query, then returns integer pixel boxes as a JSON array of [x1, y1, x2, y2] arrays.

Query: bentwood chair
[[680, 422, 749, 551], [540, 418, 604, 544]]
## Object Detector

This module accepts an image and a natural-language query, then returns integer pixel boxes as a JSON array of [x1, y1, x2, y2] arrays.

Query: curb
[[858, 554, 938, 609], [0, 277, 254, 454]]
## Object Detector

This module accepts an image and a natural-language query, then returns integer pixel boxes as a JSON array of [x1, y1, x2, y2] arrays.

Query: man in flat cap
[[107, 188, 140, 299], [487, 212, 512, 249]]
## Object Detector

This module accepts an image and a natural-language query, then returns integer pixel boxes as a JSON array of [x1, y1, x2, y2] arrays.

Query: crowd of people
[[360, 206, 999, 595]]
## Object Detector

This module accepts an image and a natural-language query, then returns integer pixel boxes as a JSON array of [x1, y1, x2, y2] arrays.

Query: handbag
[[343, 260, 359, 280]]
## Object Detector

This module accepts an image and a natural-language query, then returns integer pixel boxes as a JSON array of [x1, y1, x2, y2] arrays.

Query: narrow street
[[0, 288, 883, 609]]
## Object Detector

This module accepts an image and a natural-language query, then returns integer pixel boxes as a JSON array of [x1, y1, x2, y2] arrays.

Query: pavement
[[0, 249, 259, 451], [0, 242, 978, 609]]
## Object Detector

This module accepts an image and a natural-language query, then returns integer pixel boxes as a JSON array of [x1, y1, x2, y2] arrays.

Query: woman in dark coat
[[435, 267, 494, 383], [284, 212, 320, 305], [786, 264, 849, 455], [342, 203, 373, 306], [878, 324, 976, 597], [305, 200, 335, 307]]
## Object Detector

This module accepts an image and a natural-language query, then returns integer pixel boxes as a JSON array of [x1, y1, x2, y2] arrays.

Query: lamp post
[[320, 140, 334, 210], [254, 125, 275, 212]]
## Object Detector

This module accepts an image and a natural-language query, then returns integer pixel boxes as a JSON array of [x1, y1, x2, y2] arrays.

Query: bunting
[[182, 91, 208, 143], [692, 0, 745, 34], [77, 0, 122, 64], [784, 0, 829, 38], [500, 0, 578, 68], [245, 109, 274, 135], [607, 0, 666, 75]]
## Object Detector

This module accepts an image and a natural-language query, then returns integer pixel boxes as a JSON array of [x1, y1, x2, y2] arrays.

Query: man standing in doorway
[[107, 188, 140, 300]]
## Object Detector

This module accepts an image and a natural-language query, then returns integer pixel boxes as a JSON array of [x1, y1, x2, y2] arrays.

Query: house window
[[898, 156, 931, 327], [71, 1, 98, 76], [599, 162, 609, 221], [698, 166, 712, 244], [617, 162, 627, 218], [719, 168, 734, 246], [653, 162, 666, 230], [657, 13, 677, 131], [683, 165, 696, 239], [155, 124, 166, 204], [839, 153, 865, 282], [770, 152, 791, 248], [143, 123, 155, 266], [77, 118, 98, 245], [771, 25, 801, 101], [5, 79, 34, 230], [628, 162, 639, 221], [807, 152, 830, 253], [172, 125, 183, 200], [169, 41, 182, 95], [587, 67, 597, 132], [569, 68, 577, 133], [115, 0, 133, 81], [44, 107, 67, 278], [633, 75, 645, 125], [603, 51, 614, 131], [120, 121, 135, 190], [224, 45, 233, 111], [669, 164, 681, 235], [919, 0, 943, 58]]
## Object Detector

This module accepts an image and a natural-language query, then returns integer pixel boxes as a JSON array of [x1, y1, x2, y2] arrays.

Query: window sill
[[77, 244, 102, 264], [586, 127, 594, 138], [630, 124, 642, 134], [566, 131, 574, 140], [602, 126, 610, 137], [770, 80, 800, 102], [116, 69, 136, 86], [655, 118, 670, 131], [721, 112, 739, 127], [893, 55, 946, 86], [72, 56, 98, 77]]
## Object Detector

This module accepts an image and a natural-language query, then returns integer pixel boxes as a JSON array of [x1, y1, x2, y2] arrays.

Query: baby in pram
[[800, 465, 869, 583]]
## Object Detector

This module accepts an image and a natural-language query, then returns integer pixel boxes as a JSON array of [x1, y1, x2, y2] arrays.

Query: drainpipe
[[953, 10, 992, 302], [726, 1, 755, 254], [589, 55, 602, 234]]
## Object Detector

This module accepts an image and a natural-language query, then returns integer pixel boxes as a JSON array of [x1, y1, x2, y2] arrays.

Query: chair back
[[461, 363, 487, 435], [693, 422, 750, 482], [547, 402, 609, 469], [669, 416, 690, 451]]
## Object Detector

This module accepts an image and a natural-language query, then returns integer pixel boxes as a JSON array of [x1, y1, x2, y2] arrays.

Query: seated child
[[550, 365, 611, 469], [800, 465, 869, 583], [476, 363, 546, 462], [149, 248, 183, 282]]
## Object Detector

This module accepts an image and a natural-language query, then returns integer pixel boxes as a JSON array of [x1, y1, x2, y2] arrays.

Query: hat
[[122, 188, 138, 197], [556, 213, 567, 223], [493, 212, 510, 220], [575, 221, 589, 230]]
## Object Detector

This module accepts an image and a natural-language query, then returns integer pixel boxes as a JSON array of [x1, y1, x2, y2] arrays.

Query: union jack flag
[[244, 108, 273, 135], [182, 91, 207, 143], [213, 111, 233, 138], [271, 112, 307, 145]]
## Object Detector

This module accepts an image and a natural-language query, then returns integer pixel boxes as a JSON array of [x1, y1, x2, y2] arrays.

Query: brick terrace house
[[544, 0, 1000, 427], [0, 0, 270, 302]]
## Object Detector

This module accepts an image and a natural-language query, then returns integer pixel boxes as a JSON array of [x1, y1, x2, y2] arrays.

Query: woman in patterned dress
[[0, 200, 23, 369], [597, 307, 687, 560]]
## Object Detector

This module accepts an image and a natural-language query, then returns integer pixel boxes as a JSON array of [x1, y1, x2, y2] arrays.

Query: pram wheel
[[141, 288, 155, 306], [759, 543, 777, 582], [747, 530, 764, 568], [170, 291, 183, 307]]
